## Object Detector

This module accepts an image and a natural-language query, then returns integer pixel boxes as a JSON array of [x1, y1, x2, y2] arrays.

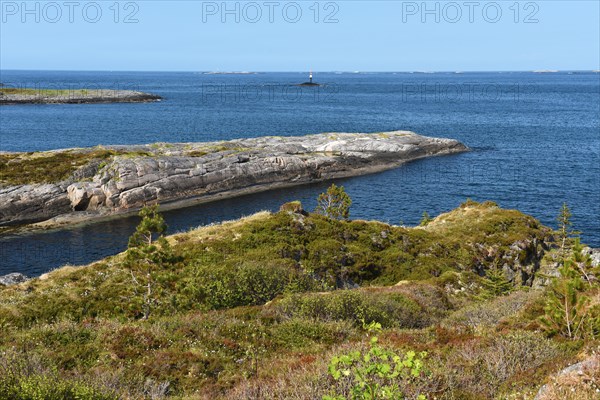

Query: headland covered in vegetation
[[0, 188, 598, 399]]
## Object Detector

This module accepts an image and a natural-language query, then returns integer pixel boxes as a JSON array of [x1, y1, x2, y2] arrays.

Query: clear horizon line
[[2, 68, 600, 74]]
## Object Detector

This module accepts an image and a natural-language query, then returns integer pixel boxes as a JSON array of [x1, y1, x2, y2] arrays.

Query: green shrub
[[271, 318, 354, 348], [443, 290, 540, 330], [191, 261, 317, 309], [323, 321, 427, 400], [0, 350, 117, 400], [275, 289, 428, 329]]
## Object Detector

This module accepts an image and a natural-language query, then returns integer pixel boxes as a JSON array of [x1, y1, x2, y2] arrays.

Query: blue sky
[[1, 1, 599, 71]]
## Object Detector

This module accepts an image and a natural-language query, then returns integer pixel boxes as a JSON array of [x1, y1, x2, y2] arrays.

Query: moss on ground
[[0, 149, 150, 185], [0, 142, 259, 186]]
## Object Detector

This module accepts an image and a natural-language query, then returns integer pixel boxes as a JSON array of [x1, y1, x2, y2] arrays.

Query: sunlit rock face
[[0, 131, 468, 226]]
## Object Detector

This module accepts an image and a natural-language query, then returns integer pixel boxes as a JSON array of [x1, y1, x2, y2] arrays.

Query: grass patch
[[0, 88, 99, 97], [186, 144, 250, 157]]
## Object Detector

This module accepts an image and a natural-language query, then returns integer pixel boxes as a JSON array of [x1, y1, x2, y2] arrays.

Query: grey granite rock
[[583, 247, 600, 267], [0, 131, 468, 228], [0, 272, 29, 286]]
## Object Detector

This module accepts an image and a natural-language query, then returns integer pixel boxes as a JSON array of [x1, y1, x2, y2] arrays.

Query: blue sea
[[0, 70, 599, 276]]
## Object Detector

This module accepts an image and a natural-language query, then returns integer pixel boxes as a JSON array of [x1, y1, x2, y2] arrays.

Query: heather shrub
[[271, 318, 354, 347], [428, 330, 562, 398], [443, 290, 541, 330], [0, 350, 117, 400], [191, 261, 318, 309], [275, 289, 428, 329]]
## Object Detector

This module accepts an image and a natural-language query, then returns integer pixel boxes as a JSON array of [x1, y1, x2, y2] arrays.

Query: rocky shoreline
[[0, 89, 161, 105], [0, 131, 467, 231]]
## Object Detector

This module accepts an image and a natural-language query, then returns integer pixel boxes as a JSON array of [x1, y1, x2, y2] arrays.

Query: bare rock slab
[[0, 131, 468, 229]]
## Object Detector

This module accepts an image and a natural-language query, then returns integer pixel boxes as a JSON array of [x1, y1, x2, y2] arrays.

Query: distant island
[[0, 131, 467, 230], [0, 87, 162, 105], [202, 71, 257, 75]]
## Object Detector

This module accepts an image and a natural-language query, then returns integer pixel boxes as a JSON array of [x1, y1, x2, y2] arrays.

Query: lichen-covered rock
[[583, 247, 600, 267], [0, 131, 467, 227]]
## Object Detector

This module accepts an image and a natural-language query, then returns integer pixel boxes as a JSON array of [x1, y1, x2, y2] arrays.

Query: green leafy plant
[[323, 321, 427, 400], [316, 184, 352, 220]]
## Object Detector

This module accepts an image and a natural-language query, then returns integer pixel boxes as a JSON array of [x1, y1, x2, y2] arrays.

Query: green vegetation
[[0, 88, 95, 97], [124, 205, 177, 320], [316, 183, 352, 220], [538, 204, 599, 340], [324, 321, 427, 400], [556, 202, 579, 259], [0, 141, 255, 186], [419, 211, 432, 226], [478, 268, 513, 300], [0, 150, 115, 185], [540, 238, 599, 339], [0, 149, 150, 185], [0, 200, 598, 399]]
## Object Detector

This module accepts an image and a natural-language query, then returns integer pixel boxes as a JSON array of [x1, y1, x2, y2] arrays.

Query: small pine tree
[[315, 184, 352, 220], [124, 205, 174, 320], [569, 238, 595, 284], [479, 268, 513, 299], [556, 203, 579, 261], [540, 240, 595, 339], [419, 211, 433, 226]]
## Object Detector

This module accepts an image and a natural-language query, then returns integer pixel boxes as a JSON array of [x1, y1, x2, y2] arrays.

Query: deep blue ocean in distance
[[0, 70, 599, 276]]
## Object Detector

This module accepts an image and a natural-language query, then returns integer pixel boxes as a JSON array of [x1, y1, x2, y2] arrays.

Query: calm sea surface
[[0, 70, 598, 276]]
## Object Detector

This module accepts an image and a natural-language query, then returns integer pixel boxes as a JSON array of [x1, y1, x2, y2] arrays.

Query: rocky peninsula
[[0, 88, 161, 105], [0, 131, 467, 229]]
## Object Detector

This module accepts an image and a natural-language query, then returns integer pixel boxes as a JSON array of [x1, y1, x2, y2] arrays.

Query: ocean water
[[0, 70, 599, 276]]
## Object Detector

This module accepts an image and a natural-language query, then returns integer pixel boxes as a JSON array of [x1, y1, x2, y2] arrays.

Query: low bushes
[[182, 260, 320, 310], [426, 330, 564, 399], [274, 285, 452, 329], [442, 289, 541, 330], [0, 349, 117, 400]]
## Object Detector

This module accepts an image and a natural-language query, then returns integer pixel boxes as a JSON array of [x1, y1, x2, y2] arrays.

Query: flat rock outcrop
[[0, 131, 467, 229], [0, 89, 161, 105]]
